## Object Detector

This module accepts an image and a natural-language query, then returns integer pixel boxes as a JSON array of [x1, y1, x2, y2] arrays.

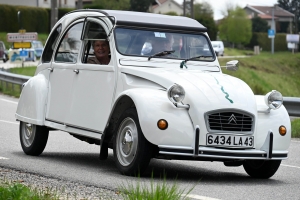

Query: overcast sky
[[174, 0, 279, 20]]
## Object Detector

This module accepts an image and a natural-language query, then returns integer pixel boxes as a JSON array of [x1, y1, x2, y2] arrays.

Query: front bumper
[[158, 127, 288, 161]]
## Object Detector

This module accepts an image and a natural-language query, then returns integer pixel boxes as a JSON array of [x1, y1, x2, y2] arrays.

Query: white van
[[211, 41, 224, 56]]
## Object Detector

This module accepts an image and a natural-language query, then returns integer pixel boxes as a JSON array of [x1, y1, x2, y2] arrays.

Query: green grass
[[119, 173, 195, 200], [0, 181, 58, 200], [292, 119, 300, 138], [9, 66, 37, 76], [219, 51, 300, 97]]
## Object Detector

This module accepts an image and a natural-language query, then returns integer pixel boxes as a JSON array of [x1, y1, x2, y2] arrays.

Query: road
[[0, 93, 300, 200]]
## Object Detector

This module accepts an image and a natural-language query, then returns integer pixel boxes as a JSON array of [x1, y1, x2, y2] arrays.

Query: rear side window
[[42, 24, 62, 63], [55, 22, 83, 63]]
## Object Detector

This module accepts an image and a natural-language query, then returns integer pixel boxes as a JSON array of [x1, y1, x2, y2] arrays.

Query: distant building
[[244, 4, 294, 33], [150, 0, 183, 15], [0, 0, 76, 8]]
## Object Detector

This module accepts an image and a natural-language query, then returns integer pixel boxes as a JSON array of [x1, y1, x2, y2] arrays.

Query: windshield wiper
[[148, 50, 175, 61], [180, 55, 213, 69]]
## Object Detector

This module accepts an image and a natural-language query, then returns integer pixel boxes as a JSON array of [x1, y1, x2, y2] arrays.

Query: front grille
[[207, 111, 253, 132]]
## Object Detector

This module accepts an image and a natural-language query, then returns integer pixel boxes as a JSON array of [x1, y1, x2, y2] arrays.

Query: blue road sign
[[268, 29, 275, 38], [19, 50, 28, 57]]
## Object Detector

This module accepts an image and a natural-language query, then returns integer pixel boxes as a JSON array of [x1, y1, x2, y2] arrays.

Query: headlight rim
[[167, 84, 185, 104], [264, 90, 283, 110]]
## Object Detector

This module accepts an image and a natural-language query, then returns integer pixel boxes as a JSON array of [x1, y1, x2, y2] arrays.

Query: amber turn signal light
[[157, 119, 168, 130], [279, 125, 287, 136]]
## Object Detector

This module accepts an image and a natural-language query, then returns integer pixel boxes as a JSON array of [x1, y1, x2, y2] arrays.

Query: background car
[[0, 41, 9, 63], [211, 41, 224, 56], [31, 40, 44, 59]]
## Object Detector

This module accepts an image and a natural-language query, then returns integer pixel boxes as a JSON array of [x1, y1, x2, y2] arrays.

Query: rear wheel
[[113, 108, 152, 176], [20, 122, 49, 156], [243, 160, 281, 179]]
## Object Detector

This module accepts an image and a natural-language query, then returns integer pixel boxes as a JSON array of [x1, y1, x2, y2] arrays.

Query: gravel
[[0, 166, 124, 200]]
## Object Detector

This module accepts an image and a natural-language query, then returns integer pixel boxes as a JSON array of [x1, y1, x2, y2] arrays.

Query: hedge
[[0, 4, 48, 33], [248, 32, 289, 51]]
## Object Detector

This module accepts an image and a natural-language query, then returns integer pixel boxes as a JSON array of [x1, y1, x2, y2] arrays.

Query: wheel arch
[[103, 94, 135, 148], [15, 70, 50, 125]]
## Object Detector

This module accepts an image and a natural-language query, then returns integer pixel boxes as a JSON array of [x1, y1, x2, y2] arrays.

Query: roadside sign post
[[268, 29, 275, 54], [286, 34, 299, 54]]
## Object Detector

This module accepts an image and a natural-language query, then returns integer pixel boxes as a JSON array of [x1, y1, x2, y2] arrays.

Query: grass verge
[[292, 119, 300, 138], [0, 181, 59, 200], [119, 173, 195, 200]]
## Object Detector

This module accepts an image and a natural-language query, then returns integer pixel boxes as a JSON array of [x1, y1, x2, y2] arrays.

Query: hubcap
[[22, 123, 36, 147], [116, 118, 138, 166]]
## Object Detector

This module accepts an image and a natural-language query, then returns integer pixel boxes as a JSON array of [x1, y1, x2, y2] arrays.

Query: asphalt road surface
[[0, 93, 300, 200]]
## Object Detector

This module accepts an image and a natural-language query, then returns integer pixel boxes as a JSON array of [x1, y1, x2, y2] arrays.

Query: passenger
[[87, 34, 111, 65]]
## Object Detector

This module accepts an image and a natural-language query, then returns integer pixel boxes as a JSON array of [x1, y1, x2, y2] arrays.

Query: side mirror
[[226, 60, 239, 71]]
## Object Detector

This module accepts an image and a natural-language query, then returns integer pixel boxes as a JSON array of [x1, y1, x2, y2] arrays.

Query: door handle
[[73, 69, 79, 74], [47, 67, 53, 72]]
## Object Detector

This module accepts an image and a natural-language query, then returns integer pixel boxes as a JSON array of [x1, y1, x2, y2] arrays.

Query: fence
[[0, 70, 300, 117]]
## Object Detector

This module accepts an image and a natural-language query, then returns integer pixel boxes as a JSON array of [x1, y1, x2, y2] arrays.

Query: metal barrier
[[0, 70, 299, 117], [283, 97, 300, 117], [0, 70, 31, 85]]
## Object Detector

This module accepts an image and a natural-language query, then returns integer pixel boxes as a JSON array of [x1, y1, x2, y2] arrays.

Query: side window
[[55, 22, 83, 63], [42, 24, 62, 63], [81, 21, 109, 64]]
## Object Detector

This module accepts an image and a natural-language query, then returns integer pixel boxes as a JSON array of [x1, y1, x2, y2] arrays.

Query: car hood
[[121, 66, 257, 115]]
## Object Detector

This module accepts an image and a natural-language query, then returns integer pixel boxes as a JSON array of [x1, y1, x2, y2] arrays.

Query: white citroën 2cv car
[[16, 10, 291, 178]]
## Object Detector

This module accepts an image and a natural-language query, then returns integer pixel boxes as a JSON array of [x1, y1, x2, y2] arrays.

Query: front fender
[[117, 88, 195, 147], [255, 95, 291, 151], [15, 70, 50, 125]]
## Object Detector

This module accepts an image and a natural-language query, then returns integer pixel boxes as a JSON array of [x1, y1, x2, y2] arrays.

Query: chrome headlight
[[167, 84, 185, 104], [264, 90, 283, 110]]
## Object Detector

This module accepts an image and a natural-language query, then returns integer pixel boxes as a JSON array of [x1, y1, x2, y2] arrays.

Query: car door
[[64, 19, 116, 133], [46, 22, 84, 124]]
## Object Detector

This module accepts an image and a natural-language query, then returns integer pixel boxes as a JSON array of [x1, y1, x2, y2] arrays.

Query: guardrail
[[0, 70, 299, 117]]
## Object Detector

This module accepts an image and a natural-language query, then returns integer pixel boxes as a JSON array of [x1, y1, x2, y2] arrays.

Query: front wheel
[[3, 54, 7, 63], [243, 160, 281, 179], [20, 122, 49, 156], [113, 108, 153, 176]]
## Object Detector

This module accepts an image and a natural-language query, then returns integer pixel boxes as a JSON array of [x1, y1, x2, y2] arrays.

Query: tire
[[243, 160, 281, 179], [3, 54, 7, 63], [20, 121, 49, 156], [113, 108, 153, 176]]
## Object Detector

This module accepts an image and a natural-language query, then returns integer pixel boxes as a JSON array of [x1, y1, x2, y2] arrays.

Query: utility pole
[[271, 5, 275, 54], [183, 0, 186, 16], [77, 0, 83, 9], [191, 0, 194, 19], [51, 0, 58, 29]]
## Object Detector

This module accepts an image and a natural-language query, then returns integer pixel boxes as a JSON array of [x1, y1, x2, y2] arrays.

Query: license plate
[[206, 134, 254, 148]]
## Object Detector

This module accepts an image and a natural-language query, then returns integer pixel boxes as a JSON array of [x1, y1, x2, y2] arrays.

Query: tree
[[218, 6, 252, 47], [130, 0, 152, 12], [252, 16, 269, 32], [193, 3, 218, 40], [277, 0, 300, 33]]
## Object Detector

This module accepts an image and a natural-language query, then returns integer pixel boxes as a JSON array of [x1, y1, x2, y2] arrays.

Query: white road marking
[[0, 157, 9, 160], [0, 119, 19, 125], [183, 194, 221, 200], [281, 164, 300, 169], [0, 98, 18, 104]]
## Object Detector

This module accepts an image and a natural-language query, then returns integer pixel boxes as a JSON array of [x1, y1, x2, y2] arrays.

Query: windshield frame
[[114, 26, 216, 62]]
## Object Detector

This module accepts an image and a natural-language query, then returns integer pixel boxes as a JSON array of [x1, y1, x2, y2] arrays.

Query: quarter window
[[42, 24, 62, 63], [55, 22, 83, 63]]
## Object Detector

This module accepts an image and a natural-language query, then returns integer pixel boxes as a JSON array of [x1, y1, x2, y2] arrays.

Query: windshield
[[115, 28, 214, 61]]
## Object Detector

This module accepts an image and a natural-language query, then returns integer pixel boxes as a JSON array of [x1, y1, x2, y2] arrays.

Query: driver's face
[[151, 37, 173, 53]]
